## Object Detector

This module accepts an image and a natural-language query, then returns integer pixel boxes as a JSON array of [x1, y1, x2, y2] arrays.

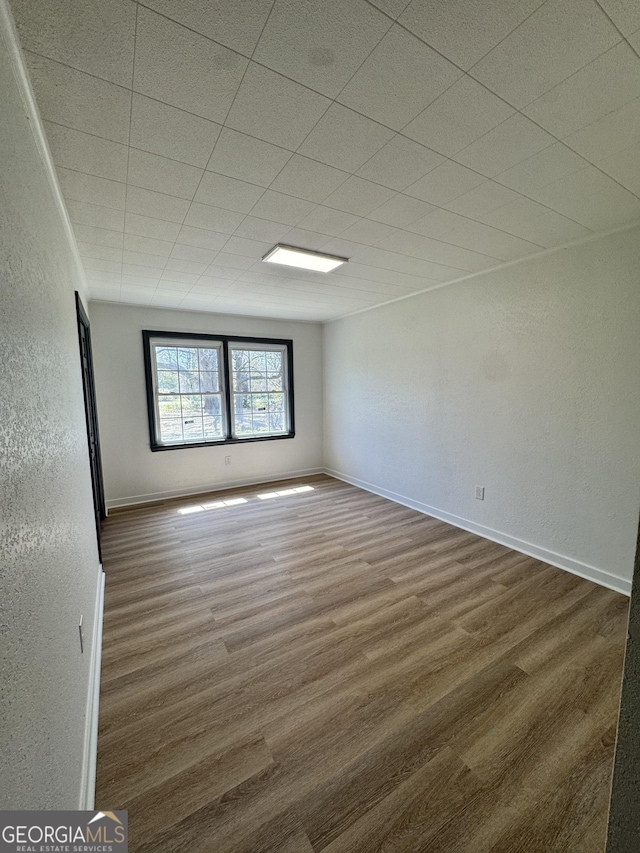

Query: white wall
[[0, 3, 101, 808], [324, 226, 640, 593], [90, 302, 323, 507]]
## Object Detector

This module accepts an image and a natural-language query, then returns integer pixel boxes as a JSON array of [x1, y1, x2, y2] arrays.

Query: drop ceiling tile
[[223, 236, 274, 259], [206, 129, 292, 188], [596, 140, 640, 194], [141, 0, 273, 55], [43, 122, 128, 183], [226, 64, 331, 150], [12, 0, 135, 86], [379, 229, 501, 270], [471, 0, 620, 108], [194, 172, 265, 213], [85, 269, 122, 284], [164, 257, 208, 276], [73, 224, 124, 248], [323, 177, 396, 216], [122, 268, 161, 283], [403, 75, 515, 156], [406, 208, 471, 238], [563, 97, 640, 161], [367, 0, 412, 17], [159, 270, 199, 285], [57, 167, 126, 209], [296, 205, 360, 236], [398, 0, 547, 70], [630, 29, 640, 53], [339, 219, 398, 246], [78, 242, 123, 263], [524, 42, 640, 137], [123, 233, 174, 258], [356, 135, 444, 191], [352, 245, 466, 279], [66, 199, 125, 231], [280, 229, 332, 251], [210, 252, 256, 270], [170, 244, 218, 265], [405, 160, 485, 205], [130, 94, 221, 169], [298, 103, 395, 172], [338, 24, 461, 129], [233, 217, 292, 244], [444, 180, 522, 217], [125, 186, 190, 224], [176, 225, 230, 251], [128, 149, 203, 200], [134, 7, 248, 123], [442, 218, 544, 260], [480, 196, 591, 246], [25, 53, 131, 143], [201, 264, 243, 281], [183, 203, 244, 233], [269, 156, 350, 203], [596, 0, 640, 36], [494, 142, 590, 193], [253, 0, 390, 98], [367, 194, 435, 227], [122, 250, 166, 269], [249, 191, 316, 226], [333, 262, 423, 288], [124, 212, 181, 242], [453, 114, 555, 177], [530, 165, 640, 229], [83, 257, 122, 274]]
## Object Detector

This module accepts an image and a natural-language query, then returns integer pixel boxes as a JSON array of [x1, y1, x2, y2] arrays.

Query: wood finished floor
[[96, 474, 628, 853]]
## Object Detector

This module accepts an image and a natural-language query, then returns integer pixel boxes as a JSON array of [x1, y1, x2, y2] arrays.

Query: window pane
[[202, 394, 221, 416], [200, 371, 219, 392], [250, 373, 267, 392], [177, 347, 199, 370], [198, 348, 218, 370], [234, 393, 249, 414], [249, 351, 267, 371], [234, 413, 252, 435], [181, 395, 203, 416], [203, 415, 223, 439], [157, 370, 179, 394], [183, 417, 204, 441], [158, 395, 181, 418], [266, 351, 282, 371], [156, 346, 178, 369], [267, 372, 283, 391], [179, 370, 200, 394], [269, 412, 284, 432], [159, 418, 183, 443], [268, 393, 284, 412]]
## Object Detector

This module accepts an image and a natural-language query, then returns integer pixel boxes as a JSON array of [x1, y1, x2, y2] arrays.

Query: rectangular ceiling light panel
[[262, 244, 348, 272]]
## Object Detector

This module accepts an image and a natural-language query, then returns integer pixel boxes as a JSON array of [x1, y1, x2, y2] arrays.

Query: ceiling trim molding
[[0, 0, 88, 300], [328, 217, 640, 323]]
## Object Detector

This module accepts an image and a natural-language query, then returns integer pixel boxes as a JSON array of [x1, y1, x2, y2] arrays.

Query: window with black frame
[[142, 331, 294, 450]]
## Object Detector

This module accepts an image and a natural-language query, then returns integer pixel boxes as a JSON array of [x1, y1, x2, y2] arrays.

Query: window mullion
[[221, 339, 233, 440]]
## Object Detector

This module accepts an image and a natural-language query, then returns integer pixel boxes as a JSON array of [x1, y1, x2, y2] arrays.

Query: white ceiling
[[10, 0, 640, 322]]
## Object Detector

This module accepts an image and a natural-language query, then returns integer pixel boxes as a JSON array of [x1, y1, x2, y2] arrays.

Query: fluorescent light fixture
[[262, 244, 348, 273]]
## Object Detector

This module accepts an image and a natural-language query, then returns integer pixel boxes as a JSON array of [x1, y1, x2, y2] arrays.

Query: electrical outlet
[[225, 456, 231, 466], [475, 485, 485, 501], [78, 615, 84, 654]]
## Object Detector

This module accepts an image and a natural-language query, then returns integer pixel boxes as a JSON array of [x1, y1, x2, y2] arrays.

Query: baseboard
[[325, 468, 632, 597], [79, 568, 105, 810], [105, 468, 324, 510]]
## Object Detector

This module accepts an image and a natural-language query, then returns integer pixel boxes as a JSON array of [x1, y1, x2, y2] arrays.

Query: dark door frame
[[75, 292, 106, 560]]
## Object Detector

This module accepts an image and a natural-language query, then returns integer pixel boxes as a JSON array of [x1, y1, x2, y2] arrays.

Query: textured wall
[[0, 14, 101, 807], [89, 302, 323, 507], [324, 226, 640, 589], [606, 522, 640, 851]]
